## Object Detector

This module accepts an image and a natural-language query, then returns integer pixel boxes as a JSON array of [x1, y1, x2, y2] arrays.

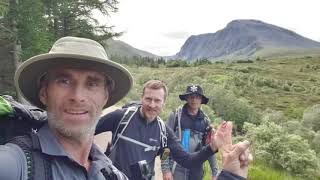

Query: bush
[[166, 60, 190, 67], [311, 132, 320, 155], [291, 84, 305, 92], [192, 58, 212, 66], [236, 60, 254, 63], [282, 83, 291, 91], [261, 109, 286, 124], [208, 86, 259, 131], [244, 121, 318, 177], [302, 104, 320, 132]]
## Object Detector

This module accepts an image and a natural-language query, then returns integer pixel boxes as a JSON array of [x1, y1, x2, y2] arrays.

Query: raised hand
[[209, 121, 233, 151]]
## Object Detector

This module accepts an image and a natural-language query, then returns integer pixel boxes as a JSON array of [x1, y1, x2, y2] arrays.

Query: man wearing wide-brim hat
[[0, 36, 130, 179], [0, 37, 252, 180], [162, 85, 218, 180]]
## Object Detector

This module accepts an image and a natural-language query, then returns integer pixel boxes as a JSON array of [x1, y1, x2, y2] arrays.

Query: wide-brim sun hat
[[14, 36, 133, 109], [179, 85, 209, 104]]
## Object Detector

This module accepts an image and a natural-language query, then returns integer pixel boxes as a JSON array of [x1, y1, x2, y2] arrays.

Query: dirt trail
[[94, 106, 163, 180]]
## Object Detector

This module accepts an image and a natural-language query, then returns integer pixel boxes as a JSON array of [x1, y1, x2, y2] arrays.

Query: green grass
[[203, 159, 306, 180], [118, 56, 320, 120]]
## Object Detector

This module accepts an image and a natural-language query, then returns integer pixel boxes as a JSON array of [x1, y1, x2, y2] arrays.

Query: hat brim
[[14, 53, 133, 109], [179, 93, 209, 104]]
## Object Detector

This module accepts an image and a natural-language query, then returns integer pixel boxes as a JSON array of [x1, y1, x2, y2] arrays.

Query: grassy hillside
[[115, 56, 320, 180], [118, 56, 320, 120]]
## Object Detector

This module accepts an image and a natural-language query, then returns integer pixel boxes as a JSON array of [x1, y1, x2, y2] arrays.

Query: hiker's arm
[[161, 112, 176, 176], [95, 109, 124, 134], [208, 154, 219, 178], [217, 171, 247, 180], [0, 144, 26, 180], [167, 121, 233, 169], [166, 125, 216, 169]]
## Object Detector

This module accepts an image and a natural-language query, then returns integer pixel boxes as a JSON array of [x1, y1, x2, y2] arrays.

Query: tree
[[0, 0, 122, 98], [0, 1, 9, 16], [43, 0, 121, 42], [16, 0, 51, 60], [1, 0, 121, 61]]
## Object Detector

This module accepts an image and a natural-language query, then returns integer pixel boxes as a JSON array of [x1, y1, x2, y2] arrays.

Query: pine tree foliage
[[0, 0, 120, 61]]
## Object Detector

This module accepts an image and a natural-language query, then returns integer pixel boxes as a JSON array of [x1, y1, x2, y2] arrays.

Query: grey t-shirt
[[0, 124, 128, 180]]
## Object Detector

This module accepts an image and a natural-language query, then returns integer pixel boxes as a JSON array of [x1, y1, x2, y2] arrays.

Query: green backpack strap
[[0, 96, 14, 117]]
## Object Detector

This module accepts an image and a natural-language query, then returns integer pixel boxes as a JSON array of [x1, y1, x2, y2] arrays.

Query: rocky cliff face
[[173, 20, 320, 61]]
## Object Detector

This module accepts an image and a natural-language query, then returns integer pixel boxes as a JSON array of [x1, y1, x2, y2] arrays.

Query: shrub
[[208, 86, 259, 131], [244, 121, 318, 177], [166, 60, 190, 67], [282, 83, 291, 91], [311, 132, 320, 155], [261, 109, 286, 124], [291, 84, 305, 92], [236, 60, 254, 63], [302, 104, 320, 132], [254, 77, 265, 87]]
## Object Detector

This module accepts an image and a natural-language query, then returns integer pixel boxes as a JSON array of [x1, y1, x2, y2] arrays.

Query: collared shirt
[[0, 123, 128, 180]]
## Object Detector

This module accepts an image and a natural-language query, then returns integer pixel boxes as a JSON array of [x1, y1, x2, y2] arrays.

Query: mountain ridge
[[102, 19, 320, 62], [171, 19, 320, 61], [103, 38, 159, 58]]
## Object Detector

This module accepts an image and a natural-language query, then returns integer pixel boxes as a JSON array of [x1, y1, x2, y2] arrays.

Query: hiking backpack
[[173, 106, 211, 144], [0, 95, 46, 145], [106, 102, 168, 157]]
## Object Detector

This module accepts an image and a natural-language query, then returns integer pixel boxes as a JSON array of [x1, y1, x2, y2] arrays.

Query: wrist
[[209, 143, 219, 153], [220, 170, 247, 180]]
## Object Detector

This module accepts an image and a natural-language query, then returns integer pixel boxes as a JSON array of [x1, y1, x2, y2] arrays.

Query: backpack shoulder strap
[[112, 106, 139, 148], [9, 133, 52, 180], [202, 109, 211, 125], [156, 117, 167, 148], [175, 106, 183, 141]]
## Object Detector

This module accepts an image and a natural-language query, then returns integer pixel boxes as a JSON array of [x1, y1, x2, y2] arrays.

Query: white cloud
[[161, 31, 190, 39]]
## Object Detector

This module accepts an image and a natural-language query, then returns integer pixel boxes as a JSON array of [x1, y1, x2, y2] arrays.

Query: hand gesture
[[209, 121, 233, 151]]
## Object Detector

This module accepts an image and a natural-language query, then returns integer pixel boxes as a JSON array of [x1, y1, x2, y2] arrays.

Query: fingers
[[217, 121, 233, 150], [239, 148, 249, 161], [162, 172, 173, 180], [210, 121, 233, 151], [239, 148, 252, 167], [231, 140, 250, 158]]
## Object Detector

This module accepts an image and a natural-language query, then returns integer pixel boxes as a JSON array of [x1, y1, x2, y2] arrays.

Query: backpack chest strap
[[118, 134, 160, 152]]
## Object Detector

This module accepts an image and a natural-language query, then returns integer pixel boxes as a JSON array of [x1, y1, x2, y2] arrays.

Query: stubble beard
[[47, 112, 99, 142]]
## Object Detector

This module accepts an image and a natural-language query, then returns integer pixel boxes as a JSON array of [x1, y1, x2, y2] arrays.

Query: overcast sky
[[98, 0, 320, 56]]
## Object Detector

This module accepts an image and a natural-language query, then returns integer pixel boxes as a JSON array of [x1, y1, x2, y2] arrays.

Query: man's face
[[186, 94, 202, 111], [141, 88, 166, 121], [39, 68, 109, 139]]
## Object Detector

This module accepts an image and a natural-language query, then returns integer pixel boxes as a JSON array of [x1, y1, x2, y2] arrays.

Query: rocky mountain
[[172, 19, 320, 61], [104, 39, 158, 58]]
